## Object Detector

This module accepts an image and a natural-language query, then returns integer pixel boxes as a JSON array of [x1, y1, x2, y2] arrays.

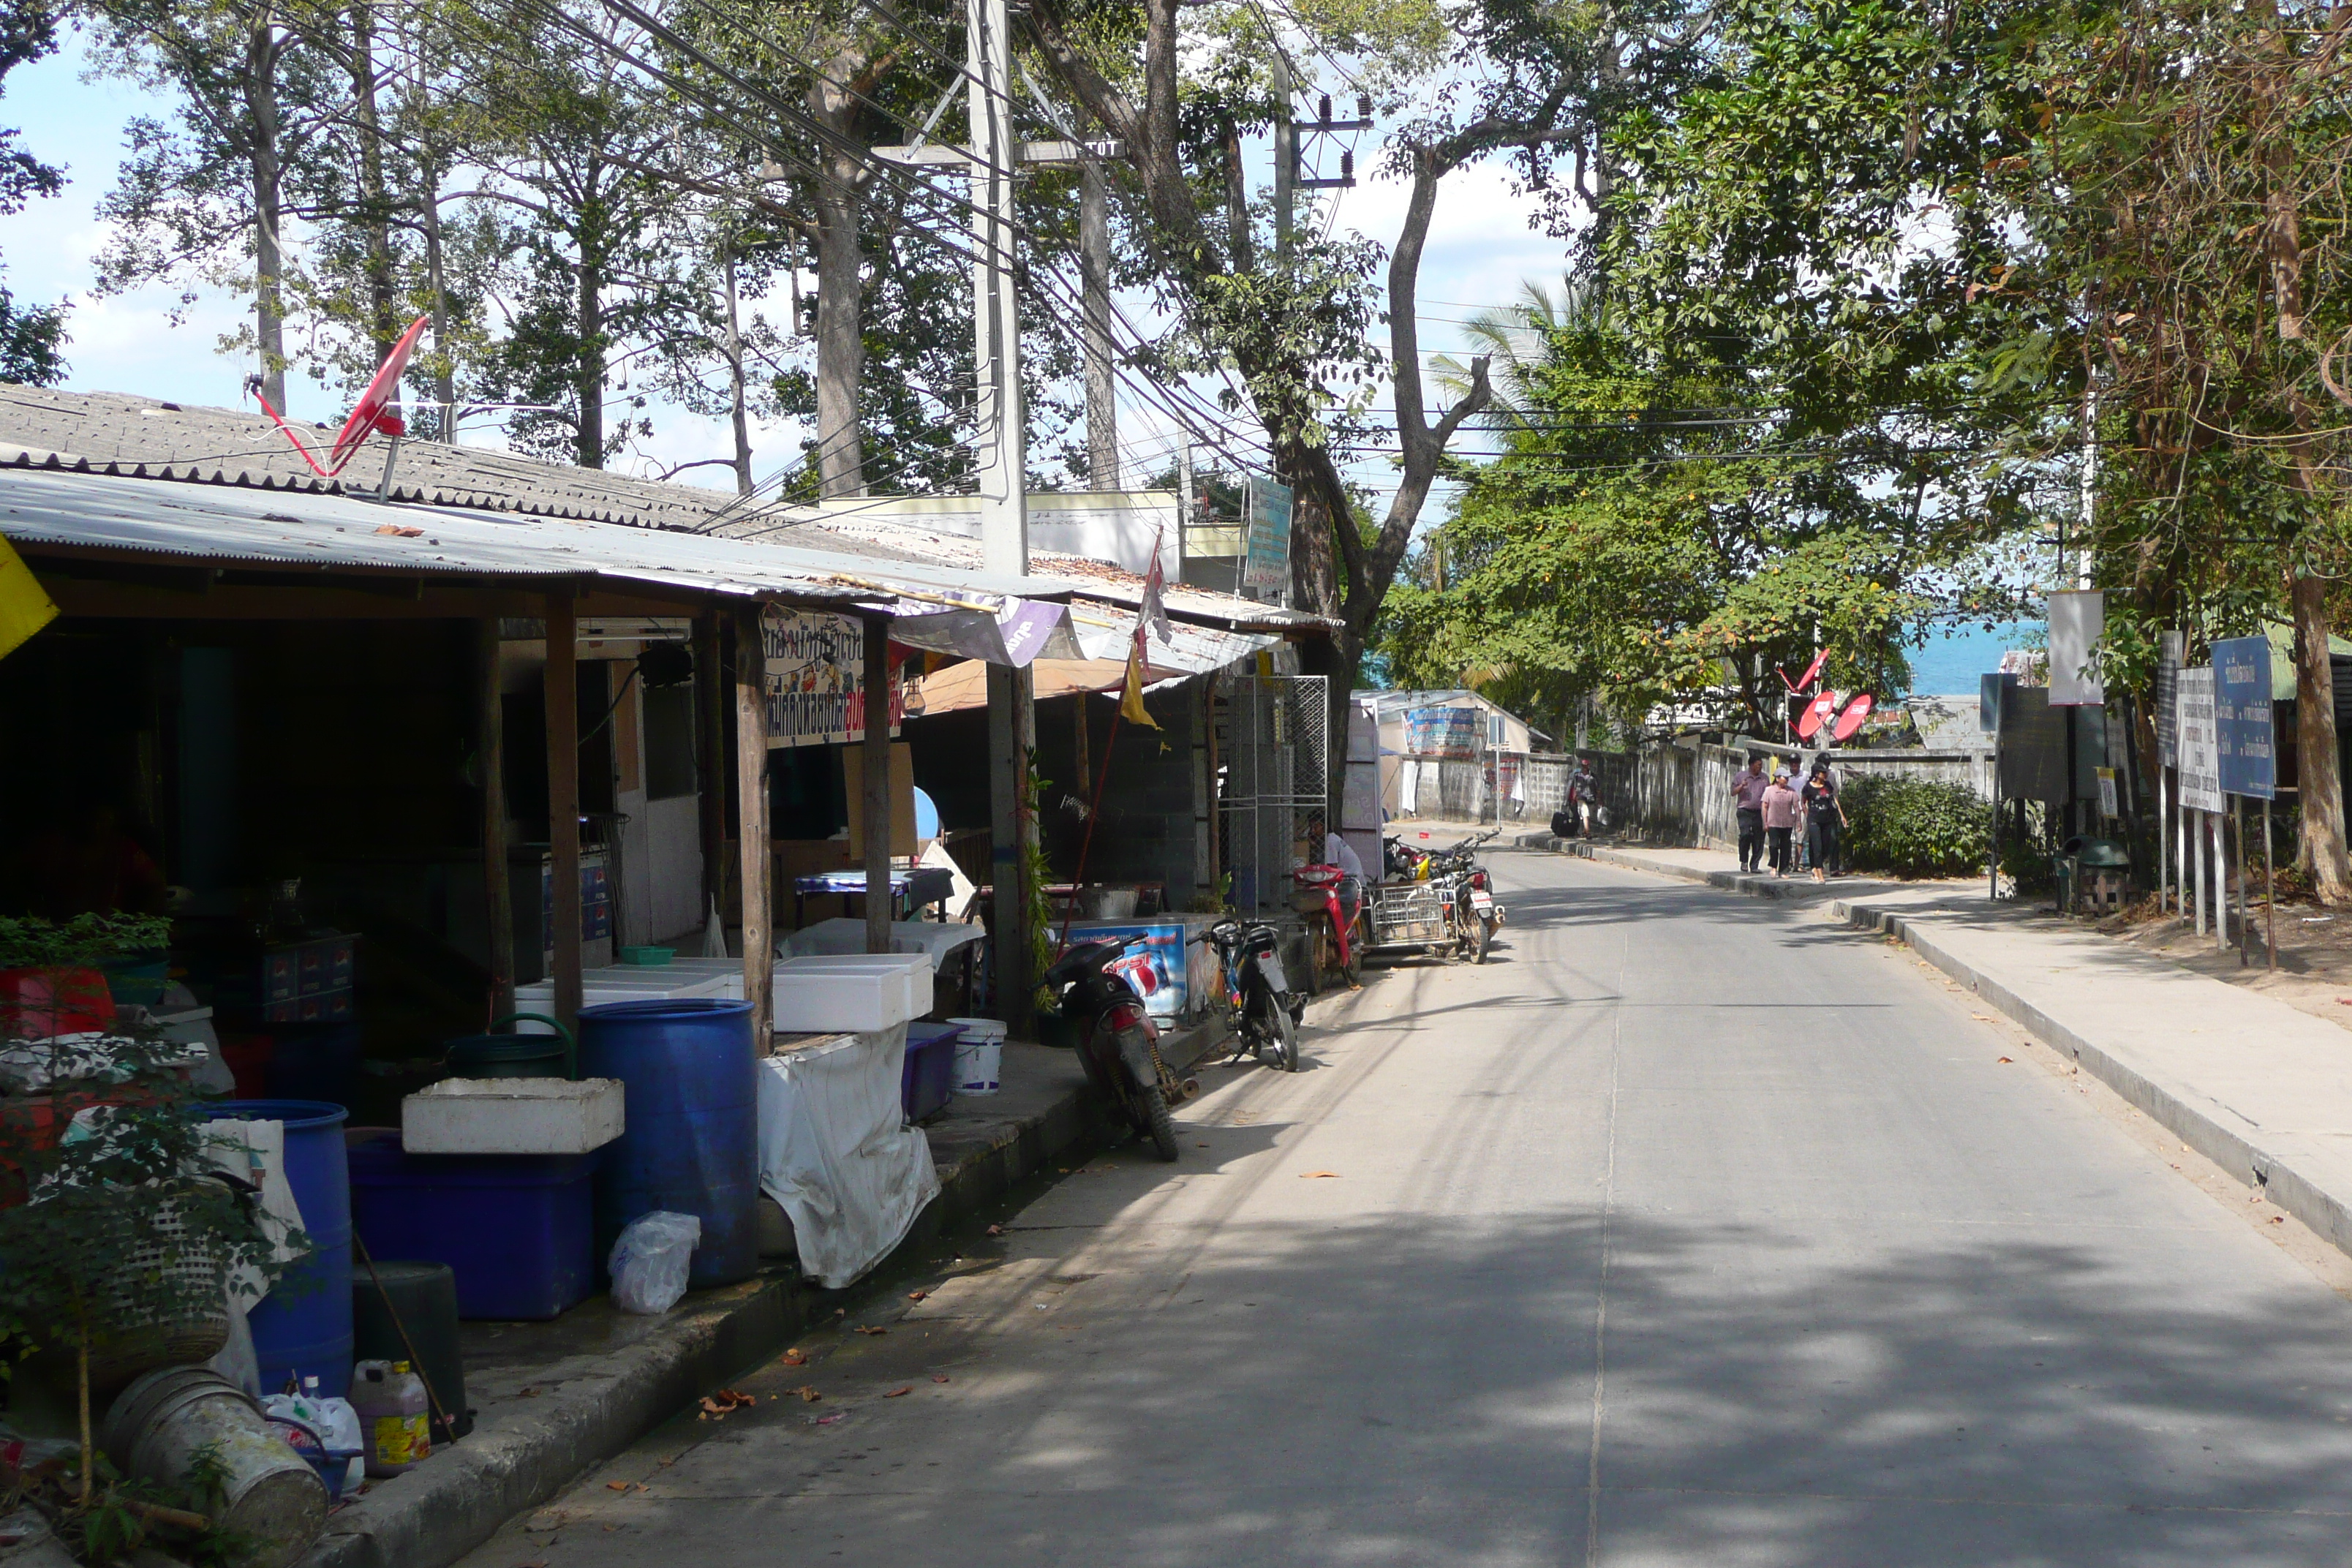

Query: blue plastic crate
[[902, 1022, 960, 1123]]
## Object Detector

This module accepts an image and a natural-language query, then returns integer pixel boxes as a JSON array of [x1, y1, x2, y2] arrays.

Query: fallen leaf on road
[[2272, 1215, 2286, 1224], [1299, 1170, 1341, 1179], [1997, 1057, 2013, 1063], [606, 1482, 627, 1490], [984, 1224, 1003, 1236], [519, 1387, 540, 1398], [780, 1349, 807, 1365], [883, 1387, 911, 1398], [375, 523, 425, 537], [853, 1325, 887, 1336], [795, 1386, 822, 1403], [907, 1289, 928, 1301], [931, 1374, 950, 1384], [814, 1413, 846, 1426], [1971, 1013, 1993, 1021]]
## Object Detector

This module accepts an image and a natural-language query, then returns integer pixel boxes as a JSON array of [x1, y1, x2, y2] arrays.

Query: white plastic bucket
[[949, 1017, 1006, 1096]]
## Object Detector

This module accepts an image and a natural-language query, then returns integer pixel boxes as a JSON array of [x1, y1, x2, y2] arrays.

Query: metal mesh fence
[[1218, 674, 1329, 912]]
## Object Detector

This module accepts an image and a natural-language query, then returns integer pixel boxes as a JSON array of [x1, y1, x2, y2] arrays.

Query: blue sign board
[[2212, 635, 2275, 800]]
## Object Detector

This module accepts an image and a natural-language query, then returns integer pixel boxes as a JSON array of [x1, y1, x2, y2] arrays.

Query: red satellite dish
[[1795, 690, 1839, 739], [329, 314, 430, 472], [1779, 649, 1831, 694], [1831, 692, 1875, 742]]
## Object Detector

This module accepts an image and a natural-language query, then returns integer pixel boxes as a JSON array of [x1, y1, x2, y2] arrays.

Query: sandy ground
[[2102, 883, 2352, 1035]]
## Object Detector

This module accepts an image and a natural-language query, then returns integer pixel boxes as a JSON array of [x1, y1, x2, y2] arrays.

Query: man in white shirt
[[1323, 828, 1365, 881]]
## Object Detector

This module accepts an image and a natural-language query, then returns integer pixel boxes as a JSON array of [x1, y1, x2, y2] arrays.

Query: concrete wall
[[1580, 740, 1995, 851]]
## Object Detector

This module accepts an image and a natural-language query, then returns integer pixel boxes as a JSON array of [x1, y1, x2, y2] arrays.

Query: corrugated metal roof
[[0, 385, 754, 532], [796, 513, 1337, 633], [0, 467, 1079, 607]]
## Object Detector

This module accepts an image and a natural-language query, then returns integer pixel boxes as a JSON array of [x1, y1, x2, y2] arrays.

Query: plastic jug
[[263, 1376, 364, 1496], [350, 1360, 431, 1477]]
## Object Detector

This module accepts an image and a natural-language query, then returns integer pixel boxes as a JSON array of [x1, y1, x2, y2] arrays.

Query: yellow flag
[[0, 533, 56, 661], [1118, 633, 1160, 729]]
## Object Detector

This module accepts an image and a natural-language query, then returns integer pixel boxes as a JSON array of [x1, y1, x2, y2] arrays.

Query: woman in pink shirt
[[1760, 768, 1803, 876]]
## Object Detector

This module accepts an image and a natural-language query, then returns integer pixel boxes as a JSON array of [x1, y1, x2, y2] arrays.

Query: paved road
[[466, 851, 2352, 1567]]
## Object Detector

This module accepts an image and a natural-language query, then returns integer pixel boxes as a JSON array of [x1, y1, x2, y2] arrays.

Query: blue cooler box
[[346, 1130, 598, 1319]]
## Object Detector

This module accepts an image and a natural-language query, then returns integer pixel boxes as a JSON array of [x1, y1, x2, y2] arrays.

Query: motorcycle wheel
[[1142, 1085, 1180, 1161], [1474, 913, 1494, 965], [1273, 995, 1300, 1071]]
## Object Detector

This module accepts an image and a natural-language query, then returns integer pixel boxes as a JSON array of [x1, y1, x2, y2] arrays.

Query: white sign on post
[[2177, 667, 2223, 813]]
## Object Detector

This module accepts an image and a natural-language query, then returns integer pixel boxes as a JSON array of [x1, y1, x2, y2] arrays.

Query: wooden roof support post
[[736, 602, 773, 1046], [987, 662, 1036, 1033], [478, 618, 515, 1022], [544, 587, 584, 1039], [695, 609, 727, 924], [864, 614, 894, 956]]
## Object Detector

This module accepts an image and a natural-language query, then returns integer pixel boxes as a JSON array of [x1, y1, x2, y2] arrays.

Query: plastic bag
[[608, 1210, 701, 1314]]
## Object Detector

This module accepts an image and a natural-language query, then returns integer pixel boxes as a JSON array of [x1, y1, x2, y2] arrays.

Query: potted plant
[[0, 915, 281, 1539]]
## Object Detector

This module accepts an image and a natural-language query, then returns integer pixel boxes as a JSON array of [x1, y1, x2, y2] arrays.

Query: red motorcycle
[[1293, 863, 1368, 990]]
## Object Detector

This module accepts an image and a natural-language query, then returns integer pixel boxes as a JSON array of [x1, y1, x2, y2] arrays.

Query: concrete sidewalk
[[303, 1017, 1235, 1568], [1542, 834, 2352, 1268]]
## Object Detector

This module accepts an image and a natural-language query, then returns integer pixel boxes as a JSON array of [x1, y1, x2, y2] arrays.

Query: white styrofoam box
[[770, 966, 914, 1034], [778, 957, 926, 1019], [512, 966, 736, 1032], [402, 1077, 625, 1155]]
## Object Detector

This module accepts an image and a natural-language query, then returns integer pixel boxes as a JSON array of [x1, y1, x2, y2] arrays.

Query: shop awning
[[911, 656, 1192, 716]]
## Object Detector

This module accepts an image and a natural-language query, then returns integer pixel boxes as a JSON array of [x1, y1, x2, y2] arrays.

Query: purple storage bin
[[345, 1130, 598, 1319], [902, 1022, 960, 1123]]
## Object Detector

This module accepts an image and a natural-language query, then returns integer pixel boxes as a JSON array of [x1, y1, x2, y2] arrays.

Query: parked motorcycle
[[1293, 863, 1368, 990], [1200, 917, 1303, 1071], [1041, 935, 1186, 1160], [1427, 831, 1504, 963]]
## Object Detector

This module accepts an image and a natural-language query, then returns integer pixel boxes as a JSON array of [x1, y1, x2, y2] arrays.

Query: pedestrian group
[[1735, 753, 1846, 881]]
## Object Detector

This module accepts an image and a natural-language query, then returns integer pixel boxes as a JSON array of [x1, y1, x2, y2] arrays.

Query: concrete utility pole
[[875, 13, 1121, 1033], [1272, 53, 1294, 261], [1081, 159, 1117, 491]]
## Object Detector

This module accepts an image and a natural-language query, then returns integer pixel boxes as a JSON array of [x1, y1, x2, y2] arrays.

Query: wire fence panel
[[1219, 675, 1330, 912]]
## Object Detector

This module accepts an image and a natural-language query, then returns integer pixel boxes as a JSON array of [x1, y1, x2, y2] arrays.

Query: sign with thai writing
[[2176, 666, 2223, 813], [1240, 476, 1292, 594], [761, 608, 903, 749], [2213, 634, 2276, 800]]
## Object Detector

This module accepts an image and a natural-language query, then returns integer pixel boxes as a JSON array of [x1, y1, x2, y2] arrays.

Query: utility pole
[[1273, 53, 1294, 260], [1082, 159, 1117, 491], [875, 18, 1120, 1036]]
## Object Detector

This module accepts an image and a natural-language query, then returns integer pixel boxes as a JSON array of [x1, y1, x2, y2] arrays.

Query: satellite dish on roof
[[330, 314, 430, 472], [248, 314, 431, 482], [1831, 692, 1875, 742], [1795, 689, 1838, 740]]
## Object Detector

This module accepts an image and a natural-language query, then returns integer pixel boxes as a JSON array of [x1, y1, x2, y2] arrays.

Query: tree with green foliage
[[0, 1, 67, 385]]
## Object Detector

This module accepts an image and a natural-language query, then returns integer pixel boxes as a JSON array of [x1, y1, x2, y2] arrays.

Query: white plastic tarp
[[755, 1024, 940, 1289]]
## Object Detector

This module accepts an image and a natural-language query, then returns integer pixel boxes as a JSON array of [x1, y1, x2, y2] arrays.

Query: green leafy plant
[[0, 918, 281, 1519], [1841, 777, 1993, 880]]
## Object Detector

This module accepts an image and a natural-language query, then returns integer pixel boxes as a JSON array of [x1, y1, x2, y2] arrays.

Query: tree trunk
[[576, 194, 605, 469], [809, 45, 867, 500], [347, 1, 398, 362], [244, 18, 287, 412], [422, 184, 454, 439], [723, 242, 754, 496], [2292, 572, 2351, 900]]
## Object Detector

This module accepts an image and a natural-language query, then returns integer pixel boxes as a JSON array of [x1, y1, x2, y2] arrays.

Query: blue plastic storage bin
[[200, 1100, 353, 1397], [578, 998, 758, 1289], [901, 1022, 960, 1123], [344, 1131, 596, 1319]]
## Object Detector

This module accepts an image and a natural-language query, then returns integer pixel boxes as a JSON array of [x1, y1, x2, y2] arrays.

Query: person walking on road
[[1803, 756, 1847, 882], [1731, 754, 1771, 873], [1762, 766, 1801, 876]]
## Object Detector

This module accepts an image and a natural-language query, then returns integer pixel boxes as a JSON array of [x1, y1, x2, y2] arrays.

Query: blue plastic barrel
[[200, 1100, 353, 1397], [577, 999, 758, 1289]]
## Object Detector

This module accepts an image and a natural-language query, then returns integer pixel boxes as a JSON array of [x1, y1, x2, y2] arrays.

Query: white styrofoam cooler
[[401, 1077, 625, 1154], [770, 954, 927, 1033], [512, 964, 735, 1032]]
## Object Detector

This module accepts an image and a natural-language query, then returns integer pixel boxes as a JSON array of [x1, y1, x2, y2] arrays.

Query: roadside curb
[[301, 1017, 1230, 1568], [1555, 837, 2352, 1267]]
